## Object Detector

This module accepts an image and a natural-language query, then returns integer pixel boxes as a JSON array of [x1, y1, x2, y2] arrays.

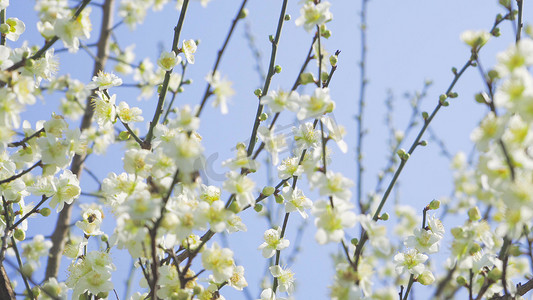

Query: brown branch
[[45, 0, 115, 279]]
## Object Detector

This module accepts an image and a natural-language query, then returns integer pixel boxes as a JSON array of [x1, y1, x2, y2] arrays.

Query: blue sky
[[7, 0, 533, 299]]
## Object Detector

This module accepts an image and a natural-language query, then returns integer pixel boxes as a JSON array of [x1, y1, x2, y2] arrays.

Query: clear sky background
[[7, 0, 533, 299]]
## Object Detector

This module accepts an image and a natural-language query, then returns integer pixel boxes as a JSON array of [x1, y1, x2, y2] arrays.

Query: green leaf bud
[[119, 131, 131, 141], [274, 65, 282, 74], [254, 204, 263, 212], [40, 207, 51, 217], [428, 200, 440, 210], [468, 206, 481, 221], [254, 88, 262, 97], [284, 14, 291, 21], [262, 186, 275, 197], [14, 228, 25, 241], [275, 194, 284, 204]]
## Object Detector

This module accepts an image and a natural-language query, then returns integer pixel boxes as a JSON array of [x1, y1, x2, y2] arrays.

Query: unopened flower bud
[[468, 207, 481, 221], [380, 213, 389, 221], [262, 186, 275, 197], [40, 207, 51, 217], [119, 131, 131, 141], [254, 204, 263, 212], [417, 270, 435, 285], [456, 276, 467, 286], [329, 55, 338, 67], [274, 65, 282, 74], [259, 113, 269, 121], [239, 8, 248, 19], [254, 88, 262, 97], [427, 200, 440, 210], [284, 14, 291, 21], [275, 194, 284, 204], [14, 228, 25, 241], [299, 72, 316, 85]]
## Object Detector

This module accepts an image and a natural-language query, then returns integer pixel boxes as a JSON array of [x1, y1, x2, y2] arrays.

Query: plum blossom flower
[[295, 1, 333, 32], [117, 101, 144, 123], [49, 170, 81, 212], [201, 242, 235, 283], [87, 71, 123, 90], [393, 248, 428, 276], [182, 39, 197, 64], [157, 50, 181, 71], [269, 265, 295, 294], [91, 91, 116, 127], [297, 87, 335, 120], [258, 227, 290, 258], [257, 126, 287, 166], [260, 90, 299, 113], [206, 71, 234, 114], [312, 200, 356, 244], [282, 186, 312, 218], [4, 17, 25, 41]]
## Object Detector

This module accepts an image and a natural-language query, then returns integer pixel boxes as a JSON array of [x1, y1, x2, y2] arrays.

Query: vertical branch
[[45, 0, 115, 280], [515, 0, 523, 43], [246, 0, 289, 156], [196, 0, 249, 117], [356, 0, 369, 213], [143, 0, 190, 148]]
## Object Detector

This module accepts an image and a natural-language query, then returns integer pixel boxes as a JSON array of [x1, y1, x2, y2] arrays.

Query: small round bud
[[438, 94, 448, 102], [419, 140, 428, 147], [351, 238, 359, 246], [451, 67, 458, 74], [299, 72, 316, 85], [101, 234, 109, 243], [456, 276, 467, 286], [380, 213, 389, 221], [275, 194, 284, 204], [469, 243, 481, 255], [417, 270, 435, 285], [422, 111, 429, 120], [259, 112, 269, 121], [25, 59, 35, 68], [119, 131, 131, 141], [488, 268, 502, 281], [21, 263, 35, 277], [451, 227, 463, 238], [274, 65, 282, 74], [397, 149, 409, 161], [177, 87, 185, 93], [475, 93, 487, 103], [262, 186, 275, 197], [254, 204, 263, 212], [320, 71, 329, 82], [488, 70, 499, 80], [448, 92, 458, 98], [40, 207, 51, 217], [468, 206, 481, 221], [228, 201, 241, 213], [269, 35, 274, 42], [0, 23, 9, 34], [96, 292, 109, 299], [236, 142, 246, 150], [329, 55, 338, 67], [14, 228, 25, 241], [254, 88, 262, 97], [441, 101, 449, 107], [284, 14, 291, 21], [428, 200, 440, 210], [509, 245, 521, 256], [238, 8, 248, 19]]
